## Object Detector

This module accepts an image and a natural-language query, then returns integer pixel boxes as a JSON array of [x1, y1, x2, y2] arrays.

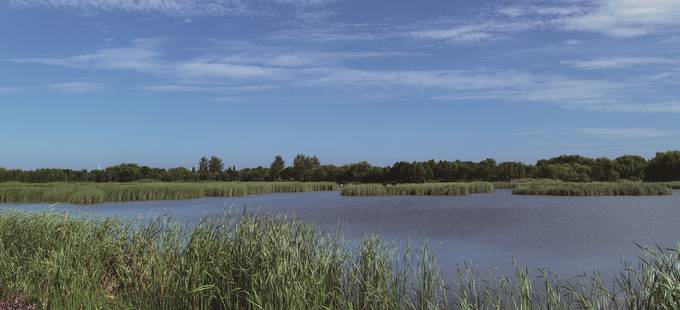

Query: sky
[[1, 0, 680, 170]]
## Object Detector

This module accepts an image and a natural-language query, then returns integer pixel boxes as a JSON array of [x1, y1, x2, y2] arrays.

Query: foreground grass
[[512, 182, 672, 196], [341, 182, 494, 196], [0, 182, 339, 204], [1, 212, 679, 309]]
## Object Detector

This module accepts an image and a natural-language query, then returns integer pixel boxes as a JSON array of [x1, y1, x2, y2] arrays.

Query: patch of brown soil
[[0, 295, 35, 310]]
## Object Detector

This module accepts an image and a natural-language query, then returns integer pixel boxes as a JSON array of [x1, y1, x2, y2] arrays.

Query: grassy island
[[512, 182, 673, 196], [341, 182, 494, 196], [0, 212, 679, 309], [658, 181, 680, 189], [0, 182, 339, 204]]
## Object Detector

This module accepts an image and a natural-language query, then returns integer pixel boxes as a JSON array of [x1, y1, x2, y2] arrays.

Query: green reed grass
[[341, 182, 494, 196], [0, 182, 339, 204], [512, 181, 672, 196], [494, 179, 564, 189], [1, 212, 680, 309], [656, 181, 680, 190], [0, 212, 447, 309]]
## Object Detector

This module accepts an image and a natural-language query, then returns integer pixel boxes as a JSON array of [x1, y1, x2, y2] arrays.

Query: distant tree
[[645, 151, 680, 181], [167, 167, 193, 181], [293, 154, 320, 181], [139, 166, 153, 180], [591, 158, 620, 182], [497, 162, 531, 181], [269, 155, 285, 180], [104, 163, 142, 182], [225, 165, 239, 181], [388, 161, 429, 183], [614, 155, 647, 181], [240, 167, 269, 181], [537, 155, 598, 182], [5, 150, 680, 184], [412, 163, 427, 183], [476, 159, 498, 181], [208, 156, 224, 175], [319, 165, 342, 182], [198, 157, 210, 180], [538, 163, 591, 182], [279, 167, 296, 181], [388, 162, 410, 183], [342, 161, 371, 182], [364, 166, 389, 183], [25, 169, 68, 183]]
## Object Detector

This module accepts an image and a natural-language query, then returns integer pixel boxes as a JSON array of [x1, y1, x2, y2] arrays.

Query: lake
[[2, 189, 679, 279]]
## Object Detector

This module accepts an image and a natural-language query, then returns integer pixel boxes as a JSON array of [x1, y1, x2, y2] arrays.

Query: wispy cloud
[[515, 130, 547, 136], [581, 101, 680, 113], [12, 38, 680, 113], [496, 1, 680, 38], [576, 128, 680, 139], [210, 96, 251, 103], [0, 87, 21, 94], [4, 0, 336, 15], [266, 1, 680, 47], [431, 75, 623, 106], [12, 39, 413, 85], [138, 85, 210, 92], [561, 0, 680, 38], [562, 57, 680, 70], [217, 50, 416, 68], [406, 22, 530, 43], [269, 22, 387, 42], [13, 47, 163, 72], [47, 82, 107, 93], [139, 84, 277, 93], [13, 45, 288, 82]]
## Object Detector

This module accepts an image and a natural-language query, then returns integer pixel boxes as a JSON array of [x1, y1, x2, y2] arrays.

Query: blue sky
[[1, 0, 680, 169]]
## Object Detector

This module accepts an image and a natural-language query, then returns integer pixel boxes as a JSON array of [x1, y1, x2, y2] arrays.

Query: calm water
[[2, 190, 679, 279]]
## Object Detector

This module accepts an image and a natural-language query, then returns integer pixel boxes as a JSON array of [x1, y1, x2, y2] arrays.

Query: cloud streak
[[47, 82, 107, 93], [3, 0, 336, 15], [12, 38, 680, 113], [0, 87, 20, 94], [563, 57, 680, 70], [498, 0, 680, 38], [576, 128, 680, 139], [561, 0, 680, 38]]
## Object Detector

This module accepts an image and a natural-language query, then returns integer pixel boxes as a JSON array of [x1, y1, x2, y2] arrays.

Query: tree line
[[1, 151, 679, 184]]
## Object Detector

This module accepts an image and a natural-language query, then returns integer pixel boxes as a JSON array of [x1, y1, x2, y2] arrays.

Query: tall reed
[[656, 181, 680, 190], [341, 182, 494, 196], [1, 212, 680, 309], [0, 182, 339, 204], [512, 181, 672, 196], [494, 178, 564, 189]]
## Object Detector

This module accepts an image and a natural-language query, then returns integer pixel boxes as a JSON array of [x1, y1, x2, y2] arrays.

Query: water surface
[[2, 190, 679, 279]]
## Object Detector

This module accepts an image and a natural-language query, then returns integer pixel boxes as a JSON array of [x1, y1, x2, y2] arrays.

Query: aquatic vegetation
[[512, 181, 672, 196], [657, 181, 680, 189], [0, 182, 339, 204], [340, 182, 494, 196], [493, 178, 563, 189], [1, 212, 680, 309]]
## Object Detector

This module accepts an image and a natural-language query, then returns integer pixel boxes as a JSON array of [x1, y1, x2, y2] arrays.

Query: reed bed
[[493, 178, 563, 189], [656, 181, 680, 189], [341, 182, 494, 196], [1, 212, 680, 309], [512, 182, 673, 196], [0, 182, 339, 204]]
